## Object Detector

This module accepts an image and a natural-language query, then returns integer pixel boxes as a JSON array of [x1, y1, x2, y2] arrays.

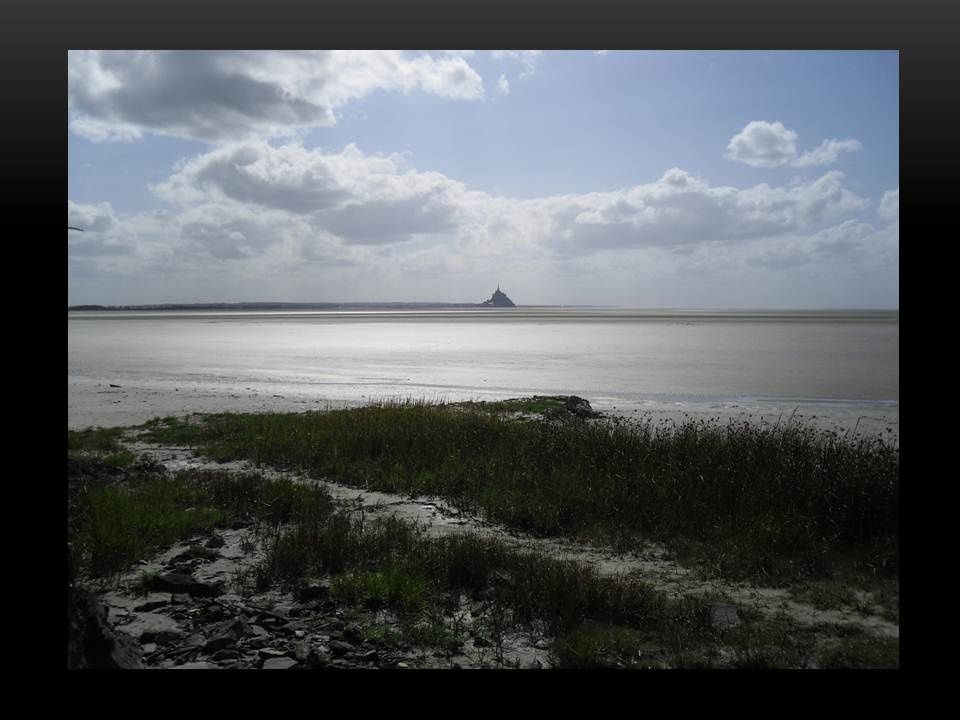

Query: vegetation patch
[[818, 636, 899, 669], [68, 430, 335, 580], [135, 400, 898, 586]]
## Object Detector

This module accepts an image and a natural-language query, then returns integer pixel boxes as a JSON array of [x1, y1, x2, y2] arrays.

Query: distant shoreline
[[67, 302, 898, 315], [67, 302, 534, 312]]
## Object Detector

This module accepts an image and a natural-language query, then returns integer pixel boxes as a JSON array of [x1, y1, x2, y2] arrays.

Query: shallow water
[[68, 308, 898, 433]]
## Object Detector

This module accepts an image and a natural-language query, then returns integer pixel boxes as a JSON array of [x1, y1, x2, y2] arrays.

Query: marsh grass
[[68, 432, 336, 579], [817, 636, 899, 669], [67, 426, 897, 668], [138, 401, 898, 582]]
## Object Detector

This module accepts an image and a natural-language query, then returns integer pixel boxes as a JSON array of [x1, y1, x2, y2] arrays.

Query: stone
[[329, 640, 353, 657], [183, 633, 206, 648], [173, 661, 216, 669], [140, 628, 183, 645], [249, 624, 269, 638], [203, 634, 236, 652], [204, 535, 226, 549], [211, 649, 240, 662], [564, 396, 600, 418], [133, 597, 170, 612], [343, 623, 363, 644], [67, 586, 143, 669], [148, 573, 223, 597], [710, 603, 741, 629], [141, 643, 157, 655], [262, 657, 298, 670], [170, 594, 192, 605], [258, 648, 288, 661]]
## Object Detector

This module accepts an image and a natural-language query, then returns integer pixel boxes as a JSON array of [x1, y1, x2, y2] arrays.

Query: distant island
[[480, 285, 516, 308], [68, 287, 520, 311]]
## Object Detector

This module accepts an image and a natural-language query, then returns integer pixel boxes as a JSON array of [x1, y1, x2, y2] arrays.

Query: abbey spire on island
[[480, 284, 516, 308]]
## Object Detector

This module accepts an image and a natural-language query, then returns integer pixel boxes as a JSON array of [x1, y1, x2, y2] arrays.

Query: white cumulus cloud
[[727, 121, 862, 168], [498, 74, 511, 95], [879, 187, 899, 222]]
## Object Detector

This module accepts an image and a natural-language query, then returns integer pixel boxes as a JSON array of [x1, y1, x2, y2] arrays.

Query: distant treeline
[[67, 302, 529, 311]]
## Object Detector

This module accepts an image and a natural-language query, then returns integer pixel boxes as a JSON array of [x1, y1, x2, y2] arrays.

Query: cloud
[[491, 50, 542, 78], [879, 187, 899, 222], [154, 144, 870, 257], [68, 51, 485, 144], [497, 74, 511, 95], [155, 142, 468, 246], [726, 121, 798, 168], [68, 200, 116, 233], [726, 121, 861, 168], [71, 143, 884, 303], [539, 168, 870, 256], [793, 138, 863, 168]]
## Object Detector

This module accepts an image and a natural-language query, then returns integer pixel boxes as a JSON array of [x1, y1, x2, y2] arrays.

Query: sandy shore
[[68, 375, 898, 443]]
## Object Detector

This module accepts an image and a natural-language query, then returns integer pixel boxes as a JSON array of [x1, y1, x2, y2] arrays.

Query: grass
[[67, 438, 335, 579], [136, 400, 898, 584], [818, 636, 900, 669], [452, 396, 569, 415], [67, 421, 898, 668]]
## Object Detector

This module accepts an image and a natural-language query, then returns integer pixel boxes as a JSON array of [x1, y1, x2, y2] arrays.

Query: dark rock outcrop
[[564, 396, 600, 418], [68, 585, 143, 669]]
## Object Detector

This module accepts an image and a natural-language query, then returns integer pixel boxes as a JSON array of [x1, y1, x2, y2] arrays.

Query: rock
[[183, 633, 206, 648], [565, 396, 600, 418], [258, 648, 288, 661], [67, 585, 143, 669], [204, 535, 226, 549], [249, 624, 270, 639], [361, 649, 379, 663], [329, 640, 353, 657], [211, 648, 240, 662], [141, 643, 157, 655], [173, 661, 216, 669], [218, 616, 250, 639], [170, 594, 192, 605], [203, 635, 236, 652], [140, 628, 183, 645], [148, 573, 223, 597], [343, 623, 363, 644], [133, 598, 170, 612], [262, 657, 299, 670], [710, 603, 740, 629]]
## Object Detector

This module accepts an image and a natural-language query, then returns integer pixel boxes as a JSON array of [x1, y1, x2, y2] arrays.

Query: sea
[[67, 308, 899, 438]]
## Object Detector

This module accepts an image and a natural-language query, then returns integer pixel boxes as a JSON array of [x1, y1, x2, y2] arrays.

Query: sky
[[68, 50, 899, 308]]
